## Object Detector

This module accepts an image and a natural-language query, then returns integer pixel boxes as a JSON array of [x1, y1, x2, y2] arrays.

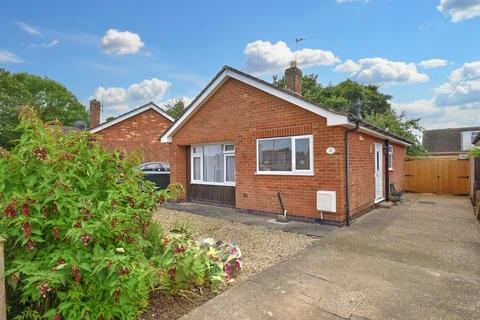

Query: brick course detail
[[95, 108, 172, 162], [168, 78, 406, 223]]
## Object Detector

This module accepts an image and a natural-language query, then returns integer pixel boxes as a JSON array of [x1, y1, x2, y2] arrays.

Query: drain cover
[[418, 201, 435, 205]]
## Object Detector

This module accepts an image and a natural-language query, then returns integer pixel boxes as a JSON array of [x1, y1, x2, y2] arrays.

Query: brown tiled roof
[[423, 126, 480, 153]]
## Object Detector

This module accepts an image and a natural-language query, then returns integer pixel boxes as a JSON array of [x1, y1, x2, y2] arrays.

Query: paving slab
[[181, 194, 480, 320]]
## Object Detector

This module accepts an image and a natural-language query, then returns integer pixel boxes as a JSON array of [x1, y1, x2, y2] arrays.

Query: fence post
[[0, 236, 5, 320]]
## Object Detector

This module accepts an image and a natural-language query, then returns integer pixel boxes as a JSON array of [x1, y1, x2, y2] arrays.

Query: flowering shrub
[[148, 223, 242, 294], [0, 108, 166, 319]]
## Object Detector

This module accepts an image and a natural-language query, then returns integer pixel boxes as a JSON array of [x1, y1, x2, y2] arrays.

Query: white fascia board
[[90, 103, 174, 134], [161, 69, 349, 143]]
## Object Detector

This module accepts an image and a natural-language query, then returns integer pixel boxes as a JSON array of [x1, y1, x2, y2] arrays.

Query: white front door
[[374, 143, 384, 202]]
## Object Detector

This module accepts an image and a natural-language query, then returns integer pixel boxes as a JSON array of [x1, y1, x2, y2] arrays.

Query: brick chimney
[[285, 61, 302, 94], [89, 99, 101, 128]]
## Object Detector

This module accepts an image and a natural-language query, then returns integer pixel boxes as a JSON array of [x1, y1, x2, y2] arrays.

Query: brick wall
[[95, 109, 172, 163], [348, 131, 406, 217], [168, 78, 406, 223]]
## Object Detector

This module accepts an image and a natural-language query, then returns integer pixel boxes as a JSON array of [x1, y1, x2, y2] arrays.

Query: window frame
[[190, 143, 236, 186], [388, 145, 394, 171], [256, 134, 314, 176]]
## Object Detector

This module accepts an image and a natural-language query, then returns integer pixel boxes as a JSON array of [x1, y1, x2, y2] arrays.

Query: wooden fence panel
[[405, 158, 469, 195]]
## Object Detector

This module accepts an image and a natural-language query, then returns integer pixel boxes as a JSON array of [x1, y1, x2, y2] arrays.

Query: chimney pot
[[89, 99, 101, 128], [285, 61, 302, 94]]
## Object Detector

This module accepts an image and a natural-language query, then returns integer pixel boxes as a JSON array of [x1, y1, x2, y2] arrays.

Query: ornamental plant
[[0, 108, 161, 319], [147, 223, 242, 295]]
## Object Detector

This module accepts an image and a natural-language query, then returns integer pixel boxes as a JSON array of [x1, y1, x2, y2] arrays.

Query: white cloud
[[101, 29, 144, 56], [244, 40, 340, 75], [393, 61, 480, 129], [419, 59, 449, 69], [435, 61, 480, 106], [92, 78, 171, 119], [437, 0, 480, 22], [16, 22, 41, 36], [0, 50, 23, 63], [334, 57, 429, 86], [29, 40, 59, 49], [394, 99, 480, 129]]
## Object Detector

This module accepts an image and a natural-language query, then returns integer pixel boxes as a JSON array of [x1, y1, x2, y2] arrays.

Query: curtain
[[203, 145, 223, 182]]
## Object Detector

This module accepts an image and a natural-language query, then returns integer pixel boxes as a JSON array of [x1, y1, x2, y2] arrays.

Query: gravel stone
[[153, 207, 318, 281]]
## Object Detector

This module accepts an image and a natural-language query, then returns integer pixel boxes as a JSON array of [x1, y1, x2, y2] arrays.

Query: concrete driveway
[[182, 194, 480, 320]]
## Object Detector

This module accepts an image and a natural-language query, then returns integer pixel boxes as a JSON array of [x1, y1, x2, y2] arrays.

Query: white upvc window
[[256, 135, 314, 175], [191, 143, 235, 186], [388, 145, 394, 170]]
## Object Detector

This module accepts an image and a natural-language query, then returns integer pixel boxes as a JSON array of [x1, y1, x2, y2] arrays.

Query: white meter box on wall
[[316, 191, 336, 212]]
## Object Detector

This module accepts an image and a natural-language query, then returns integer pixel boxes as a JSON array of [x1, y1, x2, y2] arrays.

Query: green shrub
[[0, 108, 161, 319], [147, 222, 242, 295]]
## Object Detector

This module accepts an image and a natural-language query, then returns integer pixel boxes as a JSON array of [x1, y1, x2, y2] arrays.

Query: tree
[[273, 74, 426, 156], [164, 98, 186, 119], [0, 68, 88, 149], [106, 116, 115, 122]]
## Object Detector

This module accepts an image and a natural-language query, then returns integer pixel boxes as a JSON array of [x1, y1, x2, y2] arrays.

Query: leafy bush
[[147, 222, 242, 295], [0, 108, 163, 319]]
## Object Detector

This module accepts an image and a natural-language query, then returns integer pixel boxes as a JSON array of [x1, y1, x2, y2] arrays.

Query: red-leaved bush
[[0, 108, 160, 319]]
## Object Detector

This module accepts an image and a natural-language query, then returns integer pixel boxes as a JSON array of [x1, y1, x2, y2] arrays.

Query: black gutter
[[385, 140, 390, 202], [344, 120, 360, 226]]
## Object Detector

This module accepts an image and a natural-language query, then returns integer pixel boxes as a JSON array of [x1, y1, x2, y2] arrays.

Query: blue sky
[[1, 0, 480, 129]]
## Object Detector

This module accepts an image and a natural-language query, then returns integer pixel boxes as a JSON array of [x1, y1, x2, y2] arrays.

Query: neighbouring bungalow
[[160, 63, 411, 225], [89, 100, 174, 163], [423, 126, 480, 158]]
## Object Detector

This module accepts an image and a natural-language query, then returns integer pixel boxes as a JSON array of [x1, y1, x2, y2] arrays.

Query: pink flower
[[234, 259, 241, 272], [26, 239, 35, 251], [4, 203, 16, 218], [22, 203, 29, 216], [225, 263, 232, 277]]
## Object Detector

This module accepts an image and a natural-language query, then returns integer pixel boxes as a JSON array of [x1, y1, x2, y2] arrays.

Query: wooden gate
[[405, 158, 470, 195]]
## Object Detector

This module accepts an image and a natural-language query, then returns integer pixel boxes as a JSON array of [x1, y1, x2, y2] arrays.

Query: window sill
[[255, 171, 314, 176], [389, 168, 395, 172], [190, 181, 236, 187]]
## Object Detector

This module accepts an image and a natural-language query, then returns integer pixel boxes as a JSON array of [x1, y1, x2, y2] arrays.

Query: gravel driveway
[[153, 207, 318, 280]]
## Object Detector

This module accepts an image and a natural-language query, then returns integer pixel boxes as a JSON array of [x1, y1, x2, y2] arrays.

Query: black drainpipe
[[345, 119, 360, 226], [385, 140, 390, 202]]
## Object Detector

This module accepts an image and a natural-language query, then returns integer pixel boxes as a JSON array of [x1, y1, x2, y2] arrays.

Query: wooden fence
[[405, 157, 470, 195]]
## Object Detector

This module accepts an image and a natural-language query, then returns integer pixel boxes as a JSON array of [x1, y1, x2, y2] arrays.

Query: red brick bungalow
[[89, 101, 174, 162], [161, 64, 411, 225]]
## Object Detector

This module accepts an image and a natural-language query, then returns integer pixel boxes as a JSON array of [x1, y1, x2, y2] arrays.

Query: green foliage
[[364, 112, 427, 157], [147, 222, 242, 295], [0, 68, 87, 149], [273, 74, 427, 156], [164, 98, 186, 119], [0, 108, 159, 319], [469, 148, 480, 158]]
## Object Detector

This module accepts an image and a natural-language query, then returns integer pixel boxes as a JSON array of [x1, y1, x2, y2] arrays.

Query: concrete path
[[181, 194, 480, 320], [167, 202, 336, 237]]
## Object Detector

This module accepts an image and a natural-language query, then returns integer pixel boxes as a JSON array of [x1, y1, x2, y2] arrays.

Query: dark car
[[137, 162, 170, 189]]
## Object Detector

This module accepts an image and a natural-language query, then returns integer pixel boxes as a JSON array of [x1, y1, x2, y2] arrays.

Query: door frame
[[374, 143, 385, 203]]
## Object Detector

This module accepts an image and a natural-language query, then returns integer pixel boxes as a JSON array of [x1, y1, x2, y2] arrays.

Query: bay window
[[257, 135, 313, 175], [191, 143, 235, 185]]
